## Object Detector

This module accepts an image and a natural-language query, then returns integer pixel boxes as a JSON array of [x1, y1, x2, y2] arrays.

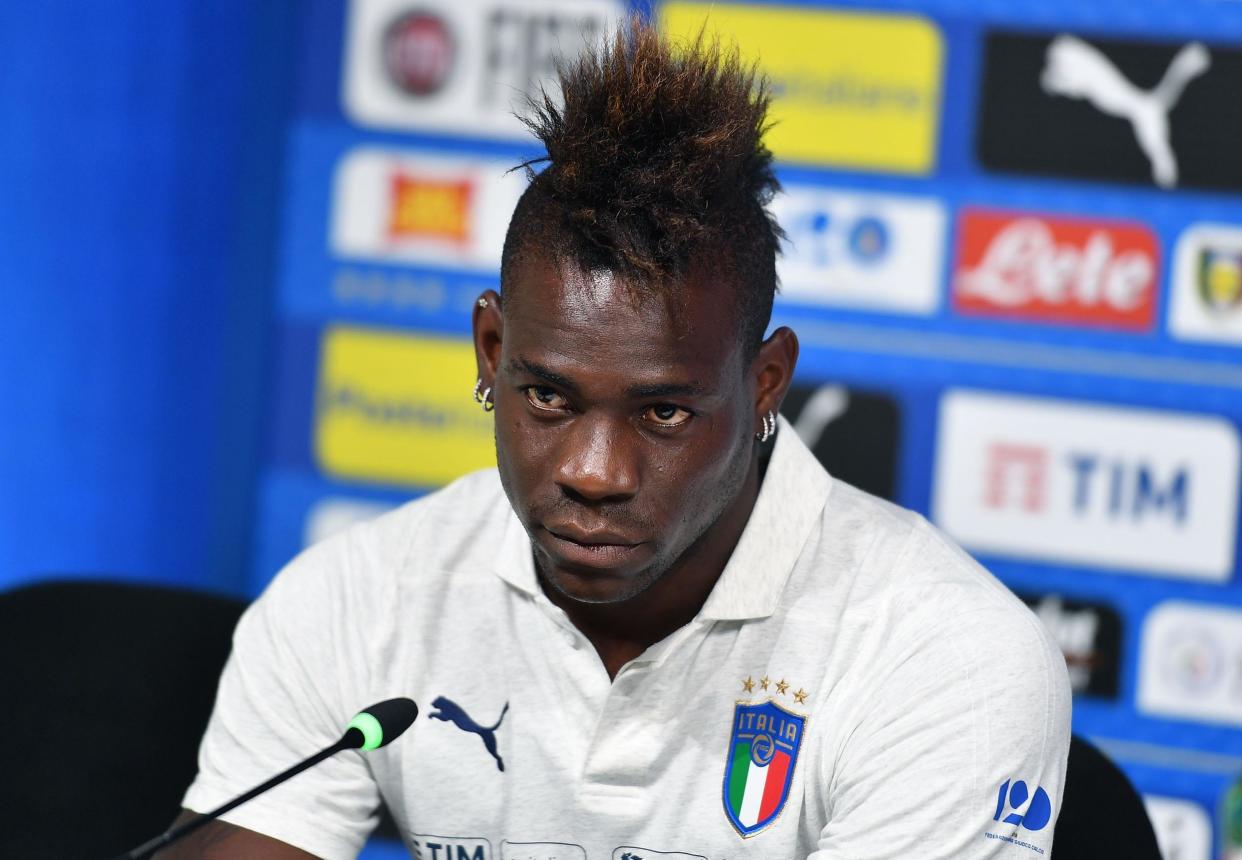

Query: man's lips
[[544, 523, 643, 547], [538, 524, 651, 570]]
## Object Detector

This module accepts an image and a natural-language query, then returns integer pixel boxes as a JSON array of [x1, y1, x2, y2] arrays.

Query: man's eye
[[524, 386, 569, 411], [644, 404, 692, 427]]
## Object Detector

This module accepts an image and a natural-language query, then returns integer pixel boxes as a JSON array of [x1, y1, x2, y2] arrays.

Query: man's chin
[[535, 556, 661, 606]]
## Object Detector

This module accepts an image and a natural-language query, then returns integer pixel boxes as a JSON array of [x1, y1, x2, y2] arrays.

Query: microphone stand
[[110, 733, 357, 860]]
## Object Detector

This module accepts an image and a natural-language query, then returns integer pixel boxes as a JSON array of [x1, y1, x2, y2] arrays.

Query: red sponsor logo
[[953, 208, 1159, 330], [383, 12, 455, 97], [387, 173, 472, 243]]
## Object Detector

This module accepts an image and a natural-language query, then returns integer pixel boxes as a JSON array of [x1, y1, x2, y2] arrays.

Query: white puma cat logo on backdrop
[[1040, 35, 1211, 188]]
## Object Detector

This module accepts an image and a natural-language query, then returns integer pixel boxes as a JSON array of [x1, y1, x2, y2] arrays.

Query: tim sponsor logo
[[1169, 222, 1242, 346], [933, 390, 1239, 581], [330, 148, 526, 270], [1139, 603, 1242, 728], [952, 208, 1159, 330], [411, 834, 490, 860], [771, 185, 945, 315], [344, 0, 621, 139]]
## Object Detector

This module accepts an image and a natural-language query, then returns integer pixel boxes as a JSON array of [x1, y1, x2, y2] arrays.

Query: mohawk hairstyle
[[501, 18, 784, 355]]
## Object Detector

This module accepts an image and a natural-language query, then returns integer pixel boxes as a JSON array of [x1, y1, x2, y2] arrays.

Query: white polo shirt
[[184, 419, 1071, 859]]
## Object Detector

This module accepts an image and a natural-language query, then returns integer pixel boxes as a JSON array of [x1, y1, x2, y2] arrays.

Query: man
[[166, 21, 1070, 859]]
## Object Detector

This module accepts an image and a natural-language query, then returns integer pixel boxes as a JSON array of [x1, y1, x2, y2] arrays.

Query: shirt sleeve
[[181, 534, 389, 860], [809, 584, 1072, 859]]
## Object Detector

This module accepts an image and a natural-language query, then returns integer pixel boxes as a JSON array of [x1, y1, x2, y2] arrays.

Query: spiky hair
[[500, 18, 783, 354]]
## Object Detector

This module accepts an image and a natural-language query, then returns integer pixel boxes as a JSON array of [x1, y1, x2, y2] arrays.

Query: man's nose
[[554, 416, 639, 503]]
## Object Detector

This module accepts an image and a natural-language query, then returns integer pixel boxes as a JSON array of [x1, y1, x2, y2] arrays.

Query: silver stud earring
[[477, 297, 489, 308], [756, 410, 776, 443]]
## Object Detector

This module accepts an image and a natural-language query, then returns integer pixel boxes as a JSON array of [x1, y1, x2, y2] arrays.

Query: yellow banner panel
[[314, 327, 496, 488], [660, 3, 943, 174]]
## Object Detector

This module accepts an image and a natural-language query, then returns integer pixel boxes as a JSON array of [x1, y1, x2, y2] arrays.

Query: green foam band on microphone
[[348, 712, 384, 751]]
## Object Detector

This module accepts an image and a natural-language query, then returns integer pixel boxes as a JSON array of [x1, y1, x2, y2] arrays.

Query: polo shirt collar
[[698, 414, 831, 621], [492, 414, 833, 620]]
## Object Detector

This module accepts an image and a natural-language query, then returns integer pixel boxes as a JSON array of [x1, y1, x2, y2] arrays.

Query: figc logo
[[993, 779, 1053, 831]]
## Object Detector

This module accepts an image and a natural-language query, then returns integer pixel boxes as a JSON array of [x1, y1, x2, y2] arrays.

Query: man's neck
[[540, 455, 763, 679]]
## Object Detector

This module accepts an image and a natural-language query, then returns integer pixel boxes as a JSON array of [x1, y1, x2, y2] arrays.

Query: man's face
[[479, 255, 757, 605]]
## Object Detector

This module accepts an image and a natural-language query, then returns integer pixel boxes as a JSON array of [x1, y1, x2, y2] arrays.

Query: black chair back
[[1052, 735, 1162, 859], [0, 580, 246, 859]]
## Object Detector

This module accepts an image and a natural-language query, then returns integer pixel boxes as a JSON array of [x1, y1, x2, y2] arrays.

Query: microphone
[[111, 697, 418, 860]]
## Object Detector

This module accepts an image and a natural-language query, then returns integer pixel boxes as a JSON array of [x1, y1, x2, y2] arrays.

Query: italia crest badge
[[722, 676, 808, 837]]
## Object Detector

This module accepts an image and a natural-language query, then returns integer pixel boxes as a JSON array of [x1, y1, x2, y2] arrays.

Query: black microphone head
[[343, 698, 419, 751]]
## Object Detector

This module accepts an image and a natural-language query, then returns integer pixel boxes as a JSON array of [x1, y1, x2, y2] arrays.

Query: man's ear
[[472, 290, 503, 386], [751, 326, 799, 428]]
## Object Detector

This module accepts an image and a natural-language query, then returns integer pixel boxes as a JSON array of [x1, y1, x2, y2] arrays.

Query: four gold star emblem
[[740, 675, 809, 706]]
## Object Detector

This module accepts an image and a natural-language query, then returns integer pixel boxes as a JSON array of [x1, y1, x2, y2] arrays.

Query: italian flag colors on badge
[[723, 700, 806, 836]]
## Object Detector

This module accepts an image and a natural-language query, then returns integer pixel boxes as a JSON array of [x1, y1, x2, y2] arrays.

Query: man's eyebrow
[[508, 357, 580, 393], [507, 357, 706, 400], [625, 380, 707, 399]]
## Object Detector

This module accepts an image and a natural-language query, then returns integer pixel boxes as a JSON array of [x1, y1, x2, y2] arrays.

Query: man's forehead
[[500, 256, 745, 389], [502, 254, 737, 349]]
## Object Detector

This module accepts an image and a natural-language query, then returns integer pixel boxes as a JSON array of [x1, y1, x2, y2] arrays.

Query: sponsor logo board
[[952, 208, 1159, 331], [1017, 592, 1122, 699], [314, 327, 496, 488], [331, 148, 526, 271], [1139, 602, 1242, 727], [933, 390, 1239, 580], [1169, 222, 1242, 346], [661, 3, 943, 173], [343, 0, 622, 139], [779, 384, 900, 501], [1144, 795, 1212, 860], [977, 31, 1242, 192], [772, 186, 945, 315]]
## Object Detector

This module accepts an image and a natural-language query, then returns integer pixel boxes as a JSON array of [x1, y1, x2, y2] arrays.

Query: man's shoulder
[[269, 468, 513, 598], [803, 480, 1054, 656]]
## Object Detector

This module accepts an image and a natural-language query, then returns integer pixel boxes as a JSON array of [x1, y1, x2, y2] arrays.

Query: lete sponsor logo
[[1143, 795, 1212, 860], [1139, 602, 1242, 728], [331, 148, 527, 271], [952, 208, 1159, 330], [314, 327, 496, 488], [343, 0, 622, 139], [933, 390, 1239, 581], [661, 3, 943, 174], [771, 186, 945, 315], [1169, 222, 1242, 346]]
